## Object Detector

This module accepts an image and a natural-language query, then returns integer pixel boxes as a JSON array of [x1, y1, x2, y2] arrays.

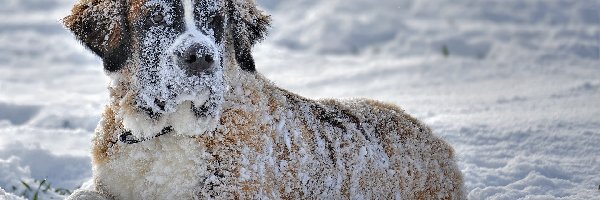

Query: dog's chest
[[96, 135, 210, 199]]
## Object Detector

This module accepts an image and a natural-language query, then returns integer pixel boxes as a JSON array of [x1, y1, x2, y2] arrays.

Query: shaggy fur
[[64, 0, 465, 199]]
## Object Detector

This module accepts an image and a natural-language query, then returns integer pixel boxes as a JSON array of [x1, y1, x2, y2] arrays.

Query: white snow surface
[[0, 186, 26, 200], [0, 0, 599, 199]]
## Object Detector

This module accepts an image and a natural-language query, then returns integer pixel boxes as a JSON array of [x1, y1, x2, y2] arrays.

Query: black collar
[[119, 126, 173, 144]]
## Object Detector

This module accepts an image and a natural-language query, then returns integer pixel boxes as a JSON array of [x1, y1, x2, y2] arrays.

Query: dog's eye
[[206, 15, 222, 28], [151, 13, 165, 24]]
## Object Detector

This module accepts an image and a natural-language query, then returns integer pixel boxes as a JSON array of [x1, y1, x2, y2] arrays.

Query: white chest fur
[[96, 135, 210, 199]]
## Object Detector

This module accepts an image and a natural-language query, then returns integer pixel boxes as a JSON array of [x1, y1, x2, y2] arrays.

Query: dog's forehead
[[129, 0, 224, 27], [131, 0, 222, 11]]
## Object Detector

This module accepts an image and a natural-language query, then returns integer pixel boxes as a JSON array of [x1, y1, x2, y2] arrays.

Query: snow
[[0, 186, 26, 200], [1, 0, 599, 199]]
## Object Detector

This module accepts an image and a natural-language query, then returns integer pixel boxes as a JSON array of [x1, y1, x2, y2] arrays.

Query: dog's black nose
[[177, 43, 214, 76]]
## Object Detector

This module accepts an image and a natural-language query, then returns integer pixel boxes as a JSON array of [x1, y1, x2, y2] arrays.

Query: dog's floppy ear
[[63, 0, 131, 72], [227, 0, 271, 72]]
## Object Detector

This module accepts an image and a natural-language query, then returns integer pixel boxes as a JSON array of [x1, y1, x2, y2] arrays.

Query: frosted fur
[[89, 73, 465, 199], [96, 135, 208, 199], [123, 0, 226, 139], [64, 0, 465, 199], [183, 0, 196, 31]]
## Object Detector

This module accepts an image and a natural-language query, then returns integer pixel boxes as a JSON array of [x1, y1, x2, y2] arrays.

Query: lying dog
[[64, 0, 464, 199]]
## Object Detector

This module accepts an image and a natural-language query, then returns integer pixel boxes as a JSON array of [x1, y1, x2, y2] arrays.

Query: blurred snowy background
[[1, 0, 599, 199]]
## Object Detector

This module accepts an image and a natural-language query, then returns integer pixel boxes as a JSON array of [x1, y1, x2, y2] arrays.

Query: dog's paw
[[66, 190, 111, 200]]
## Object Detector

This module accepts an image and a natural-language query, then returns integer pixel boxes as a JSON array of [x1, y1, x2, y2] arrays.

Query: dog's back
[[198, 77, 464, 199]]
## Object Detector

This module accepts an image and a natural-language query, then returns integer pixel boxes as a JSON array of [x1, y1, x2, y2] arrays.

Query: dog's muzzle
[[136, 32, 220, 114]]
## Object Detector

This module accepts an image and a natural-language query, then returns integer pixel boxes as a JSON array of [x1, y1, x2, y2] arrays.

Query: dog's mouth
[[119, 126, 174, 144], [121, 99, 211, 143], [140, 99, 211, 120], [121, 96, 222, 141]]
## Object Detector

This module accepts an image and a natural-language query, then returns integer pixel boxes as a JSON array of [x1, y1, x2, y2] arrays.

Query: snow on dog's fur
[[64, 0, 464, 199]]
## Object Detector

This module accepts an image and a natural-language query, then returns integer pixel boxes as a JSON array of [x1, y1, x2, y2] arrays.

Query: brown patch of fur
[[92, 106, 121, 165], [219, 107, 267, 153], [128, 0, 146, 23], [63, 0, 120, 53], [64, 0, 132, 72], [107, 25, 123, 50]]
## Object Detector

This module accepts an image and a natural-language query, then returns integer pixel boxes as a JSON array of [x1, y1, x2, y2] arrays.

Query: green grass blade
[[20, 180, 31, 190]]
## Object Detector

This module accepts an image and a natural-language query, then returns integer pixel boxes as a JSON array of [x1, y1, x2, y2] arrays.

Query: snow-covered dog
[[64, 0, 464, 199]]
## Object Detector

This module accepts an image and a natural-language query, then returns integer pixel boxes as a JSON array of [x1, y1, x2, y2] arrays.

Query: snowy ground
[[1, 0, 599, 199]]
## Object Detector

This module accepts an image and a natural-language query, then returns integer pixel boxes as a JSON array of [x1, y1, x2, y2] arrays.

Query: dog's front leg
[[66, 189, 111, 200]]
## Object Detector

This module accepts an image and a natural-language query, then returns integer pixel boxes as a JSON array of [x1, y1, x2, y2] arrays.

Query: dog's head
[[64, 0, 270, 138]]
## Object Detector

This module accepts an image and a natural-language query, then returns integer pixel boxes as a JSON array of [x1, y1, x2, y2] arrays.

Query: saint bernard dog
[[63, 0, 465, 199]]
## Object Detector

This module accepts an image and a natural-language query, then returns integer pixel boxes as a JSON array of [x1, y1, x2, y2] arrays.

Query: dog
[[63, 0, 464, 199]]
